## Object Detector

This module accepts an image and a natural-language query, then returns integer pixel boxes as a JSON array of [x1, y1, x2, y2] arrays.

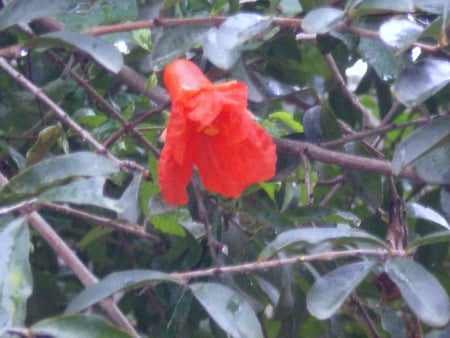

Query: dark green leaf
[[2, 152, 119, 196], [394, 58, 450, 106], [391, 116, 450, 176], [30, 31, 124, 73], [358, 30, 405, 81], [384, 257, 450, 327], [411, 141, 450, 184], [37, 177, 125, 212], [259, 227, 387, 259], [371, 304, 407, 338], [406, 230, 450, 250], [31, 314, 133, 338], [345, 142, 383, 211], [151, 26, 209, 71], [286, 206, 361, 227], [407, 203, 449, 230], [190, 282, 263, 338], [307, 261, 375, 319], [0, 0, 89, 31], [351, 0, 414, 16], [379, 19, 424, 52], [65, 270, 178, 314], [301, 7, 345, 34], [0, 217, 32, 327]]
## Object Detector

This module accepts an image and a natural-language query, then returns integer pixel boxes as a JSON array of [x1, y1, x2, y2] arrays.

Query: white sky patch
[[114, 40, 130, 54], [345, 59, 368, 77], [411, 46, 421, 62]]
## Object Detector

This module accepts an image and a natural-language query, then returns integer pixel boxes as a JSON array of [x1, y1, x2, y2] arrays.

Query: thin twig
[[323, 53, 374, 128], [39, 202, 161, 242], [192, 178, 217, 261], [172, 248, 396, 281]]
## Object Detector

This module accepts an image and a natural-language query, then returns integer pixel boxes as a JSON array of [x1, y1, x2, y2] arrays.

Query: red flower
[[158, 59, 277, 205]]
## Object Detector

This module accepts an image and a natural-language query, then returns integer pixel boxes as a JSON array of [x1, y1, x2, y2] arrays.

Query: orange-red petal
[[163, 59, 211, 100], [158, 145, 193, 205]]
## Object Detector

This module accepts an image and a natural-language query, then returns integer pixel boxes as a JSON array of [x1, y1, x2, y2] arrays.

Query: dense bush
[[1, 1, 450, 337]]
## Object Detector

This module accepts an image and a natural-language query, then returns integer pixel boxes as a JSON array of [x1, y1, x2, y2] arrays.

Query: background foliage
[[1, 0, 450, 337]]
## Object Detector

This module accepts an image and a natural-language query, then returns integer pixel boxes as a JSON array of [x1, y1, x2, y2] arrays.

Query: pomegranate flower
[[158, 59, 277, 205]]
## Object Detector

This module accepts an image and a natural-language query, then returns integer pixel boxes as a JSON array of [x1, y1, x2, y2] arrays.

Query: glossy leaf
[[391, 116, 450, 177], [0, 217, 32, 328], [2, 152, 119, 196], [379, 19, 424, 52], [358, 31, 404, 81], [30, 31, 124, 73], [407, 203, 449, 230], [259, 227, 386, 259], [394, 58, 450, 106], [301, 7, 345, 34], [31, 314, 132, 338], [65, 270, 178, 314], [37, 177, 125, 212], [307, 261, 375, 319], [384, 257, 450, 327], [411, 141, 450, 184], [286, 206, 361, 227], [204, 13, 272, 69], [0, 0, 88, 31], [190, 282, 263, 338], [151, 26, 209, 71]]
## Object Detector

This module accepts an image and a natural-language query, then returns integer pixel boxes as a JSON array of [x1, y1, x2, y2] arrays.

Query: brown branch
[[172, 247, 395, 281], [274, 137, 420, 181]]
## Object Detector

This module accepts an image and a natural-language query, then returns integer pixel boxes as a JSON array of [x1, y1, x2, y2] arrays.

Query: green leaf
[[384, 257, 450, 327], [406, 230, 450, 250], [190, 282, 263, 338], [24, 124, 63, 168], [306, 261, 375, 319], [259, 227, 387, 259], [204, 13, 272, 70], [345, 142, 383, 211], [150, 213, 186, 237], [118, 174, 142, 223], [132, 29, 152, 52], [269, 112, 303, 133], [357, 23, 405, 81], [415, 0, 450, 14], [65, 270, 178, 314], [379, 19, 424, 53], [29, 31, 124, 73], [0, 0, 88, 31], [31, 314, 133, 338], [351, 0, 414, 16], [0, 217, 32, 328], [37, 177, 125, 212], [2, 152, 119, 196], [407, 203, 449, 230], [394, 58, 450, 106], [58, 0, 138, 31], [151, 26, 209, 71], [391, 116, 450, 177], [279, 0, 303, 15], [301, 7, 345, 34], [286, 206, 361, 227]]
